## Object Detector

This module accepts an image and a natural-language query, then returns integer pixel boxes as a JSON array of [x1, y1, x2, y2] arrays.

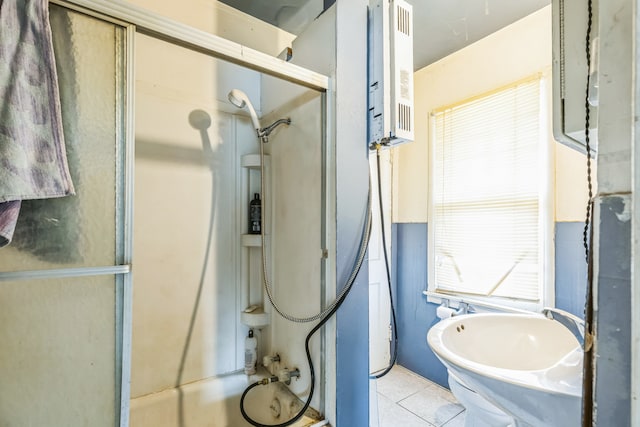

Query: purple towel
[[0, 200, 21, 247], [0, 0, 75, 248]]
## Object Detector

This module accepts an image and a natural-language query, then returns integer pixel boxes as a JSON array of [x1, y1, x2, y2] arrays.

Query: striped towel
[[0, 0, 75, 248]]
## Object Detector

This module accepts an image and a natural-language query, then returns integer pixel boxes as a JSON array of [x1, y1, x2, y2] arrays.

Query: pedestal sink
[[427, 312, 583, 427]]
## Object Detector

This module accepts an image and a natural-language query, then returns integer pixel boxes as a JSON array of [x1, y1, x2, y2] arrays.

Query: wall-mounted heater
[[368, 0, 414, 149]]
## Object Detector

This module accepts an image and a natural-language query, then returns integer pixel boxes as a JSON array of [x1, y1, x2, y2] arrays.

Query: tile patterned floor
[[372, 365, 466, 427]]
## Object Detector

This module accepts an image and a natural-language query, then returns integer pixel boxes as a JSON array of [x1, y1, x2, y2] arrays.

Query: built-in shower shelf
[[242, 234, 262, 247], [241, 153, 269, 169], [240, 152, 271, 330], [241, 306, 270, 328]]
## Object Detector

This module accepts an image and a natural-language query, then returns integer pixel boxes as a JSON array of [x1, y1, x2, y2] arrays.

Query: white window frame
[[426, 73, 555, 312]]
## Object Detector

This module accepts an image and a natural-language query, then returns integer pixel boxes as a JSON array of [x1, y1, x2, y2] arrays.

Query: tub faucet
[[278, 367, 300, 385], [542, 307, 585, 347]]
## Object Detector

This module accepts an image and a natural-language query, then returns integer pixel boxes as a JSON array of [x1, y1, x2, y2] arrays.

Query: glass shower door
[[0, 4, 131, 427]]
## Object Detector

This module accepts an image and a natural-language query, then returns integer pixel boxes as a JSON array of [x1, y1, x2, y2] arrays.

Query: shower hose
[[369, 146, 398, 380], [241, 144, 397, 427], [240, 202, 369, 427], [257, 136, 371, 323]]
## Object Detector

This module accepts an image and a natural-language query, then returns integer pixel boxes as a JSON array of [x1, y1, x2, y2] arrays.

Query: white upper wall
[[393, 5, 592, 223]]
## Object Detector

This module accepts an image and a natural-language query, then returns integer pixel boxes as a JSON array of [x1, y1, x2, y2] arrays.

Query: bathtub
[[129, 369, 327, 427]]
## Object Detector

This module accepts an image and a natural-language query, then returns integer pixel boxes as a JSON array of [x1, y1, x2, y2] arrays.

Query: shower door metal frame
[[0, 3, 135, 426], [51, 0, 329, 92], [44, 1, 333, 426]]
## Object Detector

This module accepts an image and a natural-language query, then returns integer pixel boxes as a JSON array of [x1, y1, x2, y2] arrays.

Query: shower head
[[227, 89, 247, 108], [228, 89, 261, 133]]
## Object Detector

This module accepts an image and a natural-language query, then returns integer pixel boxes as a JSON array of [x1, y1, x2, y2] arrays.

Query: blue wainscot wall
[[393, 222, 588, 388]]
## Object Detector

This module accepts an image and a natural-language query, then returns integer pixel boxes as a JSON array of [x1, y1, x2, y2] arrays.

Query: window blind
[[432, 78, 542, 301]]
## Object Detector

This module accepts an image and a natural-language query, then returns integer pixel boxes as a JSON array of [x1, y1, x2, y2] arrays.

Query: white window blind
[[431, 78, 544, 302]]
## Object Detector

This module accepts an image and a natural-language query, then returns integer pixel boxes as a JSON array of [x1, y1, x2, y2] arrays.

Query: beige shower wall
[[261, 76, 324, 409], [129, 0, 297, 400], [393, 5, 594, 224], [131, 0, 323, 405], [132, 33, 264, 398]]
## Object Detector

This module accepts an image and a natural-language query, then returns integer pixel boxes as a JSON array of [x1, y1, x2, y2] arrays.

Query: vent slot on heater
[[397, 5, 410, 36], [398, 103, 411, 132]]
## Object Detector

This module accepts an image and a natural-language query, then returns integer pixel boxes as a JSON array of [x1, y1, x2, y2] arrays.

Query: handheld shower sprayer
[[228, 89, 291, 143], [228, 89, 261, 133]]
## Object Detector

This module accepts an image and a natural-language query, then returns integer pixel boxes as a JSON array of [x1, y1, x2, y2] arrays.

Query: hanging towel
[[0, 0, 75, 248]]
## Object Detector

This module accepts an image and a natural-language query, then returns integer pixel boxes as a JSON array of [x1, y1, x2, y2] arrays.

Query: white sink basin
[[427, 312, 583, 427]]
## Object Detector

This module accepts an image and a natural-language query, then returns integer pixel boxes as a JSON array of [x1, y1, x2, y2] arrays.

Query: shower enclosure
[[131, 33, 328, 426], [0, 1, 333, 426]]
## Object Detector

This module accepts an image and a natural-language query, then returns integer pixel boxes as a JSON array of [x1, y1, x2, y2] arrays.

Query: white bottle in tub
[[244, 329, 257, 375]]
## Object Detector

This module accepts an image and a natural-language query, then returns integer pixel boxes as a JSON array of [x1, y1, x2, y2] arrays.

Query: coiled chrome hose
[[258, 137, 372, 323]]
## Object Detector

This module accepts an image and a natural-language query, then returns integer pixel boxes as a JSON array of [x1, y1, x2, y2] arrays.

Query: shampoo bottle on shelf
[[249, 193, 261, 234], [244, 329, 257, 375]]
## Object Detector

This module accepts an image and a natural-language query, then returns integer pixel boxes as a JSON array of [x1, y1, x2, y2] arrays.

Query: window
[[428, 76, 553, 310]]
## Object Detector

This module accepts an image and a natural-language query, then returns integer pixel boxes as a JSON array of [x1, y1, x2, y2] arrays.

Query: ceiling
[[219, 0, 551, 71]]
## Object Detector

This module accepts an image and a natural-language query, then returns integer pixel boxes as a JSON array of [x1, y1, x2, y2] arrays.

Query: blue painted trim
[[336, 272, 369, 424], [555, 222, 588, 318], [335, 205, 370, 426], [393, 223, 448, 388], [594, 196, 631, 426], [334, 1, 369, 424]]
